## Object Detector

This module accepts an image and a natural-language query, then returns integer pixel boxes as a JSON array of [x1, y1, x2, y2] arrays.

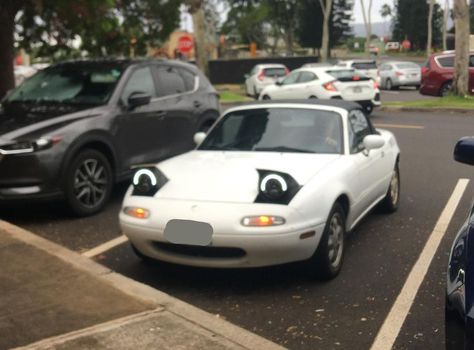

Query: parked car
[[337, 59, 380, 84], [378, 61, 421, 90], [446, 136, 474, 349], [385, 42, 400, 52], [14, 65, 37, 86], [120, 100, 400, 279], [301, 62, 337, 68], [421, 52, 474, 96], [0, 58, 219, 216], [259, 67, 381, 114], [244, 64, 289, 98]]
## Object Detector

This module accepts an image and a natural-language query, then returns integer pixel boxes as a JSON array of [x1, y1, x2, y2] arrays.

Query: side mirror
[[276, 78, 284, 86], [363, 134, 385, 151], [127, 92, 151, 109], [193, 132, 206, 146], [454, 137, 474, 165]]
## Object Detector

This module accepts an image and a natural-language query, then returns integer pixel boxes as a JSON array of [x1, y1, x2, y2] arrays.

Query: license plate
[[164, 219, 213, 246], [353, 86, 362, 93]]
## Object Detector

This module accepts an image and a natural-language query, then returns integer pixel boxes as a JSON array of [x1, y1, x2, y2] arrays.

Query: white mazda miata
[[120, 101, 400, 279]]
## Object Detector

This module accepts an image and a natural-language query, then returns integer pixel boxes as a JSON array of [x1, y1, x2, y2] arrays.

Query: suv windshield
[[199, 108, 343, 154], [6, 65, 123, 105]]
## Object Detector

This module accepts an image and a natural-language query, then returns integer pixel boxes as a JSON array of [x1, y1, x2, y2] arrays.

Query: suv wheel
[[440, 81, 452, 97], [65, 149, 112, 216]]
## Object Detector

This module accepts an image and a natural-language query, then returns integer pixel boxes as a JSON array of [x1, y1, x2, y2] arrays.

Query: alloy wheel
[[73, 158, 108, 208], [327, 212, 344, 269]]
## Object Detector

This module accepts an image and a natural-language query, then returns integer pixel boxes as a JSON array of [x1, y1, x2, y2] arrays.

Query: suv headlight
[[0, 136, 62, 155]]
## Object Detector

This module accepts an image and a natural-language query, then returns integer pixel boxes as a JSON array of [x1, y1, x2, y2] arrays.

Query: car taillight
[[373, 80, 378, 89], [395, 71, 403, 77], [352, 75, 361, 81], [257, 70, 264, 81], [421, 66, 429, 75], [323, 81, 338, 91]]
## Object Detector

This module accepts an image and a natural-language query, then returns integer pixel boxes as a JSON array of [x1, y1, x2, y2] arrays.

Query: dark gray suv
[[0, 58, 219, 215]]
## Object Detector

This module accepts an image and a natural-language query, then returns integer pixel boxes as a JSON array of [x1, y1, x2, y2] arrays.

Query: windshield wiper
[[254, 146, 315, 153]]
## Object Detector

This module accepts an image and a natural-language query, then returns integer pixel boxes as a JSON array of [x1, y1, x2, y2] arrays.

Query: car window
[[263, 67, 287, 77], [153, 65, 186, 97], [436, 56, 454, 68], [297, 71, 318, 83], [348, 110, 373, 153], [176, 67, 196, 92], [121, 66, 156, 102], [395, 63, 420, 69], [281, 71, 300, 85], [352, 61, 377, 70], [469, 56, 474, 67]]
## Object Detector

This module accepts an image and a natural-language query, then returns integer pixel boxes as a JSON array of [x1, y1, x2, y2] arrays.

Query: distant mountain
[[351, 22, 392, 39]]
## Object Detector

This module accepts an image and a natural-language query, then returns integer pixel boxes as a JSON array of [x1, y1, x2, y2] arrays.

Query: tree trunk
[[188, 0, 208, 77], [427, 0, 435, 57], [0, 5, 17, 99], [284, 26, 294, 56], [320, 0, 333, 62], [360, 0, 373, 57], [453, 0, 470, 96], [442, 0, 449, 51]]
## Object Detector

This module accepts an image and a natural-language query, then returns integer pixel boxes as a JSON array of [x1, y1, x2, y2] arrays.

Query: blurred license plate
[[353, 86, 362, 93], [164, 219, 213, 246]]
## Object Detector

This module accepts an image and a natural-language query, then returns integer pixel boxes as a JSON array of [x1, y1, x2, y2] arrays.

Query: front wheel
[[380, 164, 400, 213], [308, 203, 346, 280], [64, 149, 112, 216], [262, 95, 271, 100]]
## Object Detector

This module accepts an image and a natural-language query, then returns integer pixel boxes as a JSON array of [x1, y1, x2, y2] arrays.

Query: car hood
[[154, 150, 340, 203], [0, 101, 96, 141]]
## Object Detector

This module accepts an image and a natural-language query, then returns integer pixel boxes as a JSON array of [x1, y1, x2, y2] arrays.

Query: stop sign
[[177, 36, 194, 54], [402, 39, 411, 50]]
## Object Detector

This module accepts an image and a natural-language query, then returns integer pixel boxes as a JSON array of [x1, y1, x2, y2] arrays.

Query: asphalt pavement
[[2, 107, 474, 349]]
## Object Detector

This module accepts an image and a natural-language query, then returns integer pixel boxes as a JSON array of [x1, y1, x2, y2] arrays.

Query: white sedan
[[259, 67, 381, 114], [120, 101, 400, 279]]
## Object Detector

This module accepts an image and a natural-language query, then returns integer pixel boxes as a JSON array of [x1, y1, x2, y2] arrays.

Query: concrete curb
[[0, 220, 285, 350], [379, 106, 474, 114]]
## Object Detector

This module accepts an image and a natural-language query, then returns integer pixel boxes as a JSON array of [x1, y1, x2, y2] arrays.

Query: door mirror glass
[[363, 134, 385, 150], [194, 132, 207, 145], [127, 92, 151, 109], [454, 137, 474, 165]]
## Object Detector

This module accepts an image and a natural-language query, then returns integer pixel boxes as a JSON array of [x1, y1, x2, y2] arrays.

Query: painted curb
[[379, 106, 474, 114], [0, 220, 285, 350]]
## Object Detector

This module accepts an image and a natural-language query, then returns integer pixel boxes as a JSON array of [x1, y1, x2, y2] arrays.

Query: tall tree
[[319, 0, 334, 62], [427, 0, 435, 56], [186, 0, 208, 76], [453, 0, 470, 96], [442, 0, 450, 51], [330, 0, 353, 46], [266, 0, 300, 56], [359, 0, 373, 56]]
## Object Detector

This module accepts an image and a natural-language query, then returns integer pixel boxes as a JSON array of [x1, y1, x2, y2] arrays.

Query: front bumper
[[120, 196, 325, 268]]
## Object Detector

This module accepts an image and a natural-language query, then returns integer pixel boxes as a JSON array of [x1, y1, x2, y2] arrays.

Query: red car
[[420, 51, 474, 96]]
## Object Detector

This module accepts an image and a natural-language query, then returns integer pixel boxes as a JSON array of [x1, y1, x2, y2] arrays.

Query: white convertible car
[[120, 101, 400, 279]]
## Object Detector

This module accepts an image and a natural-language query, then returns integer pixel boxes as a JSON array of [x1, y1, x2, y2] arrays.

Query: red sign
[[402, 39, 411, 50], [177, 36, 194, 54]]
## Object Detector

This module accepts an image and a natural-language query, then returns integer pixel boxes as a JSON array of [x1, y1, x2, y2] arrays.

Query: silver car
[[379, 61, 421, 90]]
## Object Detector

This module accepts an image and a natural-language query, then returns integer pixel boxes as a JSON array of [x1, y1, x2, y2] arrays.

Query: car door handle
[[193, 101, 201, 108]]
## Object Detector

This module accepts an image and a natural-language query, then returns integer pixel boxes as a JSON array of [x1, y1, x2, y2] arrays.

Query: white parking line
[[82, 235, 129, 258], [370, 178, 470, 350]]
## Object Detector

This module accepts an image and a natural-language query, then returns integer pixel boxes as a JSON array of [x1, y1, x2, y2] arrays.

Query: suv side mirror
[[127, 92, 151, 109], [454, 137, 474, 165]]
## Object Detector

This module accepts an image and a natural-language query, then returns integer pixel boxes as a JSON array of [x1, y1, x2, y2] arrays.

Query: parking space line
[[82, 235, 129, 258], [370, 178, 470, 350], [374, 123, 425, 130]]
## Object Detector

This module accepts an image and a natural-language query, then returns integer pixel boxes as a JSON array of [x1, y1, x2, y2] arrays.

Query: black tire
[[380, 163, 400, 213], [262, 95, 271, 100], [253, 86, 259, 100], [440, 81, 452, 97], [365, 104, 374, 115], [415, 85, 421, 90], [64, 149, 112, 216], [308, 202, 346, 280], [385, 78, 393, 90], [309, 95, 318, 99]]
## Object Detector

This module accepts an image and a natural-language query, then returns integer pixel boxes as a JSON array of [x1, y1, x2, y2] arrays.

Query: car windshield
[[199, 108, 343, 154], [6, 65, 123, 105]]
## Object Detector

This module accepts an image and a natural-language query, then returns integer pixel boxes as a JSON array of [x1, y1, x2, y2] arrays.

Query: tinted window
[[348, 110, 373, 153], [8, 65, 123, 105], [352, 61, 377, 69], [282, 71, 300, 85], [153, 65, 186, 97], [326, 69, 371, 82], [297, 71, 318, 83], [437, 56, 454, 68], [121, 66, 156, 102], [263, 68, 287, 77], [199, 108, 343, 154], [395, 63, 420, 69], [176, 67, 196, 91]]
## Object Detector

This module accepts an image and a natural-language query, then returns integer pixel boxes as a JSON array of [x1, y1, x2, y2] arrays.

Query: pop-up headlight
[[132, 167, 168, 196]]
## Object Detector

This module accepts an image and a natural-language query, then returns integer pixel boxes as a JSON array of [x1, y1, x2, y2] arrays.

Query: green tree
[[392, 0, 444, 51]]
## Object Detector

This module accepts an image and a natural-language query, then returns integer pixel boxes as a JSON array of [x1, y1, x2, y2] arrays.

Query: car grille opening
[[153, 242, 246, 259]]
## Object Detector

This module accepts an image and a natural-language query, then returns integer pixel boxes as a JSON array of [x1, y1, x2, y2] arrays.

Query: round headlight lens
[[260, 174, 288, 200], [133, 169, 158, 195]]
